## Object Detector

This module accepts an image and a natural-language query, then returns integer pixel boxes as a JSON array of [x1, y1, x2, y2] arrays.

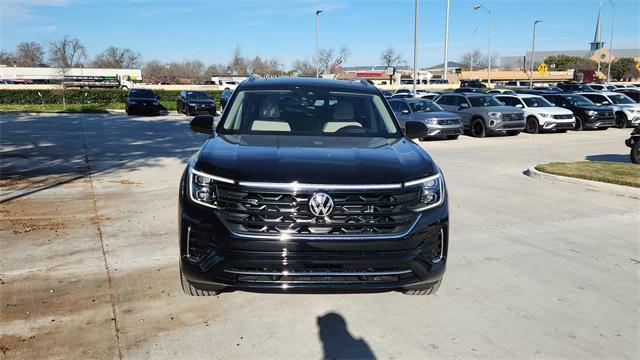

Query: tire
[[184, 106, 190, 116], [446, 135, 459, 140], [180, 268, 223, 296], [470, 118, 486, 138], [402, 280, 441, 296], [506, 130, 521, 136], [525, 116, 539, 134], [615, 112, 628, 128], [574, 116, 584, 131], [631, 142, 640, 164]]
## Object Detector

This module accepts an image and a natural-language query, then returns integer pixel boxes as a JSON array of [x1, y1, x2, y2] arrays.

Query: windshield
[[469, 96, 503, 107], [609, 94, 635, 105], [408, 100, 444, 112], [219, 88, 400, 137], [186, 91, 210, 100], [129, 89, 155, 98], [564, 95, 595, 106], [523, 97, 554, 108]]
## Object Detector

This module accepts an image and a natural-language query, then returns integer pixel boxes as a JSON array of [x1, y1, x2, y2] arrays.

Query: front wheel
[[471, 119, 486, 138], [525, 116, 539, 134], [574, 116, 584, 131], [615, 112, 628, 128], [631, 142, 640, 164]]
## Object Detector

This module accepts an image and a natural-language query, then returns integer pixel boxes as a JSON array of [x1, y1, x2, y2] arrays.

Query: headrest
[[333, 101, 354, 120], [259, 96, 281, 118]]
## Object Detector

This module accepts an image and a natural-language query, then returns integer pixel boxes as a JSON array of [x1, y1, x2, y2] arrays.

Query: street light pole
[[473, 4, 492, 85], [529, 20, 542, 89], [413, 0, 419, 97], [443, 0, 450, 82], [315, 10, 322, 78], [606, 0, 615, 82]]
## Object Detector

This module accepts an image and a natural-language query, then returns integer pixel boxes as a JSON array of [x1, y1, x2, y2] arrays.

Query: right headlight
[[404, 172, 445, 212], [487, 112, 502, 119], [188, 167, 234, 208], [586, 110, 597, 116]]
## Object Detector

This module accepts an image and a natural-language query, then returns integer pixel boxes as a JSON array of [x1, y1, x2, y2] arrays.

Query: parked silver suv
[[435, 93, 525, 137]]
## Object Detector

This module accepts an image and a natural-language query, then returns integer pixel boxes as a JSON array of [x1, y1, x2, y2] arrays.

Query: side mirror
[[405, 120, 429, 139], [515, 103, 523, 108], [401, 109, 410, 114], [190, 115, 214, 135], [458, 103, 469, 110], [601, 101, 610, 105]]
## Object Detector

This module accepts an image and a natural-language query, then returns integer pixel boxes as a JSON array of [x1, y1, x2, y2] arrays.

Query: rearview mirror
[[404, 120, 429, 139], [190, 115, 214, 135]]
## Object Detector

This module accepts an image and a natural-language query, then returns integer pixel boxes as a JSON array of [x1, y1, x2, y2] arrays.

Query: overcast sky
[[1, 0, 639, 68]]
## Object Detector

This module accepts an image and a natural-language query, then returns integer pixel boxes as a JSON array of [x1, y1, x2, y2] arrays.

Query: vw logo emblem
[[309, 193, 334, 217]]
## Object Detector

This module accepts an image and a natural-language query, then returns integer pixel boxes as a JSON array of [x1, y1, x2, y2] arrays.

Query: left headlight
[[152, 101, 159, 105], [405, 172, 445, 212], [539, 113, 551, 118], [189, 168, 217, 207]]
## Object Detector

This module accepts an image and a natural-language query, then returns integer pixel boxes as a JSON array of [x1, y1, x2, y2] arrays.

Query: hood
[[580, 105, 612, 111], [616, 103, 640, 110], [481, 106, 524, 114], [194, 134, 436, 184], [411, 111, 461, 120], [129, 97, 157, 101], [528, 106, 573, 116]]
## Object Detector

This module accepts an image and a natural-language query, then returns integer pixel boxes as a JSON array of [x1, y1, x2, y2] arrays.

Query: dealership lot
[[1, 113, 638, 359]]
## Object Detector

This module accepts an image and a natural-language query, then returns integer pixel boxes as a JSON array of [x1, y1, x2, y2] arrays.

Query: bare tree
[[380, 47, 403, 68], [317, 48, 334, 74], [48, 35, 87, 109], [228, 47, 248, 75], [292, 58, 315, 76], [460, 49, 483, 70], [205, 64, 230, 77], [14, 41, 45, 67], [92, 47, 141, 68], [48, 35, 86, 69], [142, 60, 167, 84], [0, 51, 13, 66], [479, 52, 499, 70], [338, 46, 351, 65], [183, 60, 205, 84], [249, 56, 283, 75]]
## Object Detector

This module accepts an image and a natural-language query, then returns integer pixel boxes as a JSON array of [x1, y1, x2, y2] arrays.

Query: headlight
[[586, 110, 597, 116], [539, 113, 551, 118], [128, 100, 137, 104], [188, 168, 234, 208], [188, 102, 196, 106], [425, 119, 439, 125], [404, 172, 445, 212], [152, 101, 159, 105], [487, 112, 501, 119]]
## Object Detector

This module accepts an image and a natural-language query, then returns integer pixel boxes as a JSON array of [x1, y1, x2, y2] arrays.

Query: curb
[[524, 166, 640, 200]]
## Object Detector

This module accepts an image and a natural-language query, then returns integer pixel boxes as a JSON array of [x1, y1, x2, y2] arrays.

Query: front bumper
[[584, 115, 615, 128], [489, 119, 526, 132], [542, 120, 575, 130], [179, 185, 448, 292], [126, 103, 159, 114], [426, 124, 464, 137]]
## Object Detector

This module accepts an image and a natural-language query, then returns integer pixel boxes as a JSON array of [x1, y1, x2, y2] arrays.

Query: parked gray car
[[388, 98, 464, 140], [434, 93, 525, 137]]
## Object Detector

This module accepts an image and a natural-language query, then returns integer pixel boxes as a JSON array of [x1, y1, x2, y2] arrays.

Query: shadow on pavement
[[585, 154, 630, 163], [317, 312, 376, 360], [0, 113, 207, 202]]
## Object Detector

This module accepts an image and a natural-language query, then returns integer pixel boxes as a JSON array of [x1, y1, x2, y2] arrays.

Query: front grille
[[437, 118, 460, 125], [438, 128, 462, 135], [553, 114, 573, 119], [225, 268, 417, 284], [553, 122, 574, 129], [214, 185, 421, 237], [501, 122, 524, 129], [597, 111, 614, 119], [500, 113, 524, 121]]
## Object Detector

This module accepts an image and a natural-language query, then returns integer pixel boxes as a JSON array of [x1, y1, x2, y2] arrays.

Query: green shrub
[[0, 89, 222, 106]]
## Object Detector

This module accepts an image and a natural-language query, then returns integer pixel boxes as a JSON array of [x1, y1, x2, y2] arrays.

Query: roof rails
[[351, 77, 375, 88], [246, 74, 262, 82]]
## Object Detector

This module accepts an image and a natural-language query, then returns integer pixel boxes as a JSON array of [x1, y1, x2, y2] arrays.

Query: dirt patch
[[10, 220, 66, 235], [108, 179, 141, 186]]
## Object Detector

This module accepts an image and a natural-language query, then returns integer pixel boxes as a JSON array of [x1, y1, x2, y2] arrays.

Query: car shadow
[[317, 312, 376, 360], [585, 154, 630, 163], [0, 113, 208, 203]]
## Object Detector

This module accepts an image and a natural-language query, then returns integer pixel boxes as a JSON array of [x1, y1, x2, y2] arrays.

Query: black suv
[[177, 90, 216, 116], [541, 93, 615, 130], [556, 82, 595, 93], [179, 77, 448, 296], [125, 88, 160, 115]]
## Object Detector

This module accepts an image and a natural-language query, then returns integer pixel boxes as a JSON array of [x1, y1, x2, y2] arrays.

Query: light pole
[[470, 24, 483, 72], [606, 0, 615, 82], [315, 10, 322, 78], [473, 4, 492, 85], [529, 20, 542, 89], [413, 0, 419, 96], [443, 0, 450, 81]]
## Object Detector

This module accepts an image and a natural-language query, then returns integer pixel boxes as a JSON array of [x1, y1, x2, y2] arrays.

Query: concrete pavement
[[1, 113, 638, 359]]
